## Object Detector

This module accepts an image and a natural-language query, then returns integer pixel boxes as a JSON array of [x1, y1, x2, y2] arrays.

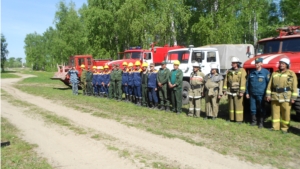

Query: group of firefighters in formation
[[68, 56, 298, 134]]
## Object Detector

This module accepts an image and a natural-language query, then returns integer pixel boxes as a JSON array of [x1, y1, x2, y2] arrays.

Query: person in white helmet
[[223, 56, 247, 124], [203, 63, 223, 120], [265, 58, 298, 133], [188, 61, 205, 117]]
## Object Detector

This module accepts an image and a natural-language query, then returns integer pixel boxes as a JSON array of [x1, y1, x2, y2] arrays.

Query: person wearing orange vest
[[266, 58, 298, 133]]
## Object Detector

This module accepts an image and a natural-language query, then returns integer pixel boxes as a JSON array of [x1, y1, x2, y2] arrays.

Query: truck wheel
[[292, 99, 300, 121], [182, 81, 190, 105]]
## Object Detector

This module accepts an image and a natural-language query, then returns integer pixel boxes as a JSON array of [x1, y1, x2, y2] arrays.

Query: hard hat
[[192, 62, 200, 67], [80, 64, 85, 68], [99, 66, 104, 70], [122, 62, 128, 66], [173, 60, 180, 65], [279, 58, 290, 65], [231, 56, 240, 62], [96, 66, 101, 69], [142, 62, 148, 67], [92, 66, 96, 69], [128, 62, 133, 67], [104, 65, 109, 69], [210, 63, 218, 69], [135, 61, 141, 66]]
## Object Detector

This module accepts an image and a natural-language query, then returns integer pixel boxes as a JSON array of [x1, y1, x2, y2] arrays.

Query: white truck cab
[[156, 46, 220, 104]]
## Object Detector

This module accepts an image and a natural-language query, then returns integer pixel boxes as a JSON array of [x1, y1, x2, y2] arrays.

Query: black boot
[[153, 103, 158, 109], [148, 103, 153, 109], [251, 114, 257, 126], [159, 105, 165, 111], [259, 117, 264, 128], [165, 106, 170, 112], [126, 95, 129, 102], [138, 98, 142, 106], [128, 95, 132, 102]]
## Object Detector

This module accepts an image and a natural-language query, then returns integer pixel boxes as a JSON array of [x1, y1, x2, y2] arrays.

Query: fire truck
[[51, 44, 184, 87], [243, 26, 300, 120]]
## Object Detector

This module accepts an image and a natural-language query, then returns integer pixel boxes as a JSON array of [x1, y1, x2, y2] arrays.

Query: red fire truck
[[243, 26, 300, 120]]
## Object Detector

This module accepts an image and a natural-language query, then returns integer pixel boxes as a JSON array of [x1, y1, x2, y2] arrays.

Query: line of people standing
[[72, 56, 298, 133]]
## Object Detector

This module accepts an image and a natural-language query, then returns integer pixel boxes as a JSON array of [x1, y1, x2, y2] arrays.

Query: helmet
[[210, 63, 218, 69], [279, 58, 290, 65], [96, 66, 101, 69], [104, 65, 109, 69], [135, 61, 141, 66], [128, 62, 133, 67], [173, 60, 180, 65], [231, 56, 240, 62], [192, 62, 200, 67], [99, 66, 104, 70], [142, 62, 148, 67], [80, 64, 85, 68], [122, 62, 128, 66], [92, 66, 96, 69]]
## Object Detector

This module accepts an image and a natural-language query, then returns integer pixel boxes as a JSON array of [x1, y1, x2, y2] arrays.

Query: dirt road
[[1, 75, 273, 169]]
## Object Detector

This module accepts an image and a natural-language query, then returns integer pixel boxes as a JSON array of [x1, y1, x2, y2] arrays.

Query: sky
[[1, 0, 87, 63]]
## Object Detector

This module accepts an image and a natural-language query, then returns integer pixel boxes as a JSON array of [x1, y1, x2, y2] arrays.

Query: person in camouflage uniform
[[86, 67, 93, 96], [114, 64, 123, 101], [80, 64, 87, 95], [157, 61, 171, 111]]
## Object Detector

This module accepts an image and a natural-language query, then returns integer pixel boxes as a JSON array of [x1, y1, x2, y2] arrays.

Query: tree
[[280, 0, 300, 25], [1, 34, 9, 72]]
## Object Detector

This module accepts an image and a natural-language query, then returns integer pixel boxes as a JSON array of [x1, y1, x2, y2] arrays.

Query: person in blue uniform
[[127, 62, 134, 103], [246, 58, 270, 128], [133, 61, 142, 106], [148, 63, 159, 109], [122, 62, 129, 101], [97, 66, 104, 97], [92, 66, 100, 97]]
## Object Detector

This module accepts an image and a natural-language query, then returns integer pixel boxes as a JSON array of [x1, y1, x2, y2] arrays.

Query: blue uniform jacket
[[92, 72, 98, 85], [147, 70, 157, 88], [122, 70, 129, 85], [97, 73, 104, 85], [133, 69, 142, 87], [103, 72, 110, 85], [128, 70, 134, 86], [246, 68, 270, 95]]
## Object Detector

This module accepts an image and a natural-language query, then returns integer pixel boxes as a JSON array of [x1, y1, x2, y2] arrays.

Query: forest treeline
[[24, 0, 300, 71]]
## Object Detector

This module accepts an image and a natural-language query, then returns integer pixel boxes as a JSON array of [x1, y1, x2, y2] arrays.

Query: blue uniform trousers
[[134, 86, 141, 98], [250, 95, 265, 116], [93, 84, 98, 94], [72, 82, 78, 95], [122, 85, 128, 95], [148, 87, 158, 103], [128, 86, 133, 95]]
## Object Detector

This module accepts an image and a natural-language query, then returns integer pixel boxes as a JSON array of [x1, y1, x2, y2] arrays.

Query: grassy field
[[1, 117, 52, 169], [1, 71, 20, 78], [12, 71, 300, 169]]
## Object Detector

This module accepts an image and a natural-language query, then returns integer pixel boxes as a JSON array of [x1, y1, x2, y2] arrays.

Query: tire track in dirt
[[1, 74, 274, 169]]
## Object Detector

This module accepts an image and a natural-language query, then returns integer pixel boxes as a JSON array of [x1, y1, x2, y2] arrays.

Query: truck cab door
[[142, 52, 153, 65]]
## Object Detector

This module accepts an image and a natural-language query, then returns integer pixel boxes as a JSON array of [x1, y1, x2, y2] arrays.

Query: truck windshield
[[257, 38, 300, 54], [125, 52, 142, 59], [167, 51, 189, 63]]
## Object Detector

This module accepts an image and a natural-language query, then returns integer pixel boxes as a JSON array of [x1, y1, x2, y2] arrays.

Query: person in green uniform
[[169, 60, 183, 114], [141, 62, 149, 107], [80, 64, 87, 95], [114, 64, 123, 101], [85, 66, 93, 96], [109, 64, 116, 99], [157, 61, 171, 111]]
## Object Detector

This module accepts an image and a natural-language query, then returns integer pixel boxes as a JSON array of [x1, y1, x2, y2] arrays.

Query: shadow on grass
[[53, 87, 71, 90], [289, 126, 300, 136], [1, 70, 17, 73]]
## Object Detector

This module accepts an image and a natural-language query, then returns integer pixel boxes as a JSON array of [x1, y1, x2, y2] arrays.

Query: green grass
[[1, 117, 52, 169], [1, 72, 20, 78], [12, 71, 300, 169]]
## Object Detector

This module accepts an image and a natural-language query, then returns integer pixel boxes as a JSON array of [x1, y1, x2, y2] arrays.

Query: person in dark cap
[[157, 61, 171, 111], [246, 58, 270, 128]]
